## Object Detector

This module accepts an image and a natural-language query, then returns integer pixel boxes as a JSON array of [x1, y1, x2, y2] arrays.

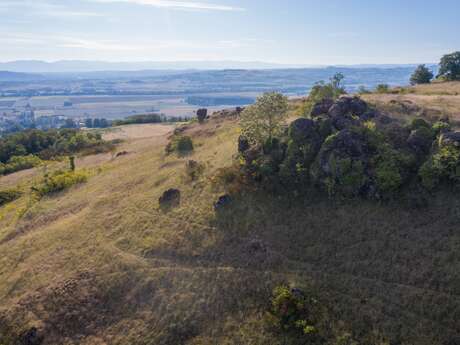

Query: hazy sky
[[1, 0, 459, 64]]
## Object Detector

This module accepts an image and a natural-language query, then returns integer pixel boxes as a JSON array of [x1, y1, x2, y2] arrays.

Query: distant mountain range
[[0, 60, 437, 73]]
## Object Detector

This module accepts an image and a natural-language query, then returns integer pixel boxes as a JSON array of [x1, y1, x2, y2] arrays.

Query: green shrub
[[0, 155, 42, 175], [375, 84, 390, 93], [184, 160, 204, 181], [419, 145, 460, 190], [268, 286, 324, 342], [411, 118, 431, 130], [432, 121, 451, 136], [300, 73, 346, 116], [373, 146, 414, 196], [0, 188, 22, 206], [166, 135, 194, 155], [410, 64, 434, 85], [32, 170, 89, 198]]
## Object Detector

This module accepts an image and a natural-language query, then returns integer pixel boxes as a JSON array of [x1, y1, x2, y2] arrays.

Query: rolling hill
[[1, 83, 460, 345]]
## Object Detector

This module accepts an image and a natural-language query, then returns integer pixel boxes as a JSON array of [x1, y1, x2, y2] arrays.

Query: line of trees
[[112, 113, 187, 126], [410, 51, 460, 85]]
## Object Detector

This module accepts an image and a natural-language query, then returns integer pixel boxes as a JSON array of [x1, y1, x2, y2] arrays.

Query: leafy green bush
[[437, 51, 460, 81], [240, 92, 289, 146], [0, 188, 22, 206], [300, 73, 346, 116], [32, 170, 89, 198], [410, 64, 434, 85], [375, 84, 390, 93], [411, 118, 431, 130], [419, 145, 460, 190], [432, 121, 451, 136], [184, 160, 204, 181], [165, 135, 194, 155], [0, 154, 42, 175]]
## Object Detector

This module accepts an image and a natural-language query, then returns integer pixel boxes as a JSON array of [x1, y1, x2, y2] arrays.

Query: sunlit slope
[[0, 107, 460, 345]]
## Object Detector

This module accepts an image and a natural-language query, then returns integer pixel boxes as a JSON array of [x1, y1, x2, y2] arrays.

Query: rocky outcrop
[[197, 108, 208, 123], [441, 132, 460, 147], [214, 194, 232, 211], [159, 189, 181, 208], [19, 327, 44, 345], [328, 95, 368, 118], [311, 98, 334, 117]]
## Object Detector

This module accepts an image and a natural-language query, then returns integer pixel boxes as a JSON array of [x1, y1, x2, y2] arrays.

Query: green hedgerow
[[32, 170, 89, 198]]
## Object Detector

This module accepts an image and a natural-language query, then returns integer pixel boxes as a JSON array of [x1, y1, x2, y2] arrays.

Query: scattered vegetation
[[31, 170, 89, 198], [267, 285, 364, 345], [0, 154, 42, 175], [165, 135, 194, 155], [0, 129, 113, 168], [375, 84, 390, 93], [184, 160, 205, 181]]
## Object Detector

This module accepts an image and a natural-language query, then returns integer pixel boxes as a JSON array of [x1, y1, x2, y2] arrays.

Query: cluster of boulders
[[238, 95, 460, 199]]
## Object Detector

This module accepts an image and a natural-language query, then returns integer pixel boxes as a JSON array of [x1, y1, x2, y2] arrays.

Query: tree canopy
[[438, 51, 460, 81], [410, 64, 434, 85], [240, 92, 289, 146]]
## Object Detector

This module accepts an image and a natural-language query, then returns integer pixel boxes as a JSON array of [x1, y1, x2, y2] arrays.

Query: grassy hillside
[[1, 88, 460, 344], [363, 81, 460, 127]]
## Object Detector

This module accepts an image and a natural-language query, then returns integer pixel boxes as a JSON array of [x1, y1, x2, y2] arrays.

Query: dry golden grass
[[1, 108, 460, 344], [363, 86, 460, 126]]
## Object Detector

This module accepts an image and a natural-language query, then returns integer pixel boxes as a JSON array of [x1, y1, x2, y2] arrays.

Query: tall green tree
[[240, 92, 288, 146], [438, 51, 460, 81], [410, 64, 434, 85]]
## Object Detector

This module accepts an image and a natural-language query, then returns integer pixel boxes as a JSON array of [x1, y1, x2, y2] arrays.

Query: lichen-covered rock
[[159, 189, 181, 208]]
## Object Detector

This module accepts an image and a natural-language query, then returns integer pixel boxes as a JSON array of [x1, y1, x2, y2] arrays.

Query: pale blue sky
[[1, 0, 459, 64]]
